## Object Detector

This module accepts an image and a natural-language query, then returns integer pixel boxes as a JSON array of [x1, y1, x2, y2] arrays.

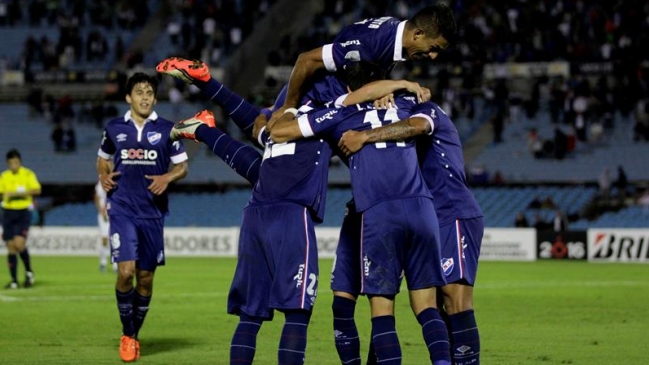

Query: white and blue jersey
[[98, 111, 188, 218], [307, 17, 406, 104]]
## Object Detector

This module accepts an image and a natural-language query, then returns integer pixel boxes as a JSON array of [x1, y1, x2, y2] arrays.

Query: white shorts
[[97, 213, 109, 238]]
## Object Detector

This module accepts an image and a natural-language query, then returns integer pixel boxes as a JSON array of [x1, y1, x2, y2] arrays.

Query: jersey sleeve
[[322, 41, 376, 72], [411, 102, 439, 135], [98, 128, 115, 159], [169, 139, 188, 164], [297, 108, 342, 138], [26, 170, 41, 191]]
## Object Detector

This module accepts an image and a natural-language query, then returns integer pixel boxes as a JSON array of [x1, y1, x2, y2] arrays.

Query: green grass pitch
[[1, 257, 647, 364]]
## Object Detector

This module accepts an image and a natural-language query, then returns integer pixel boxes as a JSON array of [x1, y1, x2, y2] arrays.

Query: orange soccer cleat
[[156, 57, 211, 84], [119, 335, 140, 362], [170, 110, 217, 142]]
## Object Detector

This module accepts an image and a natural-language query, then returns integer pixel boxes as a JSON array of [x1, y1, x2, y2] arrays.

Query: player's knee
[[442, 285, 474, 315]]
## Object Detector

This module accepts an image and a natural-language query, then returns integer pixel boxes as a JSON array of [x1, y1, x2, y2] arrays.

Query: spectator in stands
[[533, 213, 551, 231], [553, 127, 568, 160], [637, 189, 649, 214], [64, 122, 76, 153], [51, 122, 64, 152], [598, 167, 612, 199], [514, 212, 529, 227], [615, 165, 629, 202], [552, 209, 568, 232]]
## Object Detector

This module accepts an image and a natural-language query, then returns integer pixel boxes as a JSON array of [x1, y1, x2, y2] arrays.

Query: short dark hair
[[125, 72, 159, 96], [408, 4, 457, 42], [342, 61, 387, 91], [6, 148, 21, 160]]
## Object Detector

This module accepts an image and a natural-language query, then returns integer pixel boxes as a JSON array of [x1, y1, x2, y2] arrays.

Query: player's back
[[249, 135, 332, 223], [414, 102, 483, 224], [306, 16, 402, 105], [299, 95, 432, 212]]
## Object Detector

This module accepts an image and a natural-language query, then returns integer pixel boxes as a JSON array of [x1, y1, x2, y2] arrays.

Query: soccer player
[[94, 181, 115, 273], [268, 95, 452, 365], [96, 72, 189, 362], [269, 4, 456, 120], [0, 149, 40, 289], [338, 101, 484, 365]]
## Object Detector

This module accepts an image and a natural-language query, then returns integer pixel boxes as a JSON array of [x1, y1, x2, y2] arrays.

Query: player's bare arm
[[343, 80, 431, 106], [145, 160, 188, 196], [269, 47, 325, 123], [338, 116, 431, 155], [96, 157, 120, 192], [267, 112, 302, 143], [251, 113, 268, 142]]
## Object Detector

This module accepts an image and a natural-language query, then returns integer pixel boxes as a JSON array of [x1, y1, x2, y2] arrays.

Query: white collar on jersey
[[393, 21, 407, 62], [123, 110, 159, 123]]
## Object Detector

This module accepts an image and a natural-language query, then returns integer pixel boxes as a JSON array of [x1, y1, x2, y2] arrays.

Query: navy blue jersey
[[98, 111, 188, 218], [306, 17, 406, 104], [413, 102, 483, 225], [250, 131, 331, 223], [297, 95, 431, 212]]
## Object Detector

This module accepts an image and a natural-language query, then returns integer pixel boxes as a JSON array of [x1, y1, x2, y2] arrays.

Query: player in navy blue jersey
[[268, 95, 452, 365], [338, 101, 484, 365], [96, 72, 189, 363], [269, 4, 456, 122]]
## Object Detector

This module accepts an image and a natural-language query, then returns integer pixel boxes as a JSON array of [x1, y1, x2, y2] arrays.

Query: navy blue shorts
[[360, 197, 446, 296], [2, 209, 31, 241], [228, 203, 319, 319], [330, 200, 362, 294], [109, 214, 165, 271], [439, 217, 484, 285]]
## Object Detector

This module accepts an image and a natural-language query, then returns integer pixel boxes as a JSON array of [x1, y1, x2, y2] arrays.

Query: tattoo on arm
[[365, 120, 416, 143]]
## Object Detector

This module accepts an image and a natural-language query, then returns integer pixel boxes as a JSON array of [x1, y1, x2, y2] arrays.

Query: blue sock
[[230, 314, 263, 365], [332, 296, 361, 365], [196, 78, 259, 139], [196, 124, 261, 185], [371, 315, 401, 365], [278, 310, 311, 365], [367, 341, 378, 365], [417, 308, 451, 365], [18, 249, 32, 272], [7, 254, 17, 283], [448, 310, 480, 365], [132, 292, 151, 338], [116, 288, 136, 337]]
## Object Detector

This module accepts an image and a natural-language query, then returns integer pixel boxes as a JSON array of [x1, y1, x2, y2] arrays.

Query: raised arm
[[273, 47, 325, 116], [338, 116, 432, 156], [342, 80, 430, 106]]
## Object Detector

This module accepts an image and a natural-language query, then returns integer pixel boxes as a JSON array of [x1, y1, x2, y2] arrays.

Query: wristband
[[284, 108, 299, 116]]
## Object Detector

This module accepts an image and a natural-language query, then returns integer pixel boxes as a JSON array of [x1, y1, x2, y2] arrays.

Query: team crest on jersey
[[116, 133, 127, 142], [441, 257, 454, 276], [147, 132, 162, 145]]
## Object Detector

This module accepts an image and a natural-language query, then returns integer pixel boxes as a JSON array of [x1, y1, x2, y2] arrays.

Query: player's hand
[[403, 81, 429, 103], [268, 106, 289, 129], [99, 171, 121, 192], [374, 93, 395, 109], [145, 175, 170, 195], [338, 130, 368, 156]]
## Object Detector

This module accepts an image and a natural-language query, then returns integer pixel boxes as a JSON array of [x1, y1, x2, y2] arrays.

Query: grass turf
[[0, 257, 647, 364]]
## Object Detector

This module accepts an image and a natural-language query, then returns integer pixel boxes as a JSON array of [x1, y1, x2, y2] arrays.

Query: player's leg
[[228, 206, 274, 364], [279, 309, 312, 365], [156, 57, 262, 139], [368, 295, 401, 365], [12, 235, 34, 288], [7, 209, 35, 288], [331, 199, 364, 365], [264, 203, 319, 365], [109, 215, 139, 362], [230, 313, 264, 365], [439, 218, 484, 365], [404, 197, 451, 365], [171, 110, 262, 185], [4, 238, 19, 289]]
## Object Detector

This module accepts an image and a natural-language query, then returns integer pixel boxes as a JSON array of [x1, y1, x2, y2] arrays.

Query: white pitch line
[[478, 280, 645, 289], [0, 291, 227, 303]]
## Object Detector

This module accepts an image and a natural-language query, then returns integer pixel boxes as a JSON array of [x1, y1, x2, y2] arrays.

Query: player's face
[[126, 82, 157, 120], [6, 157, 21, 173], [406, 33, 449, 61]]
